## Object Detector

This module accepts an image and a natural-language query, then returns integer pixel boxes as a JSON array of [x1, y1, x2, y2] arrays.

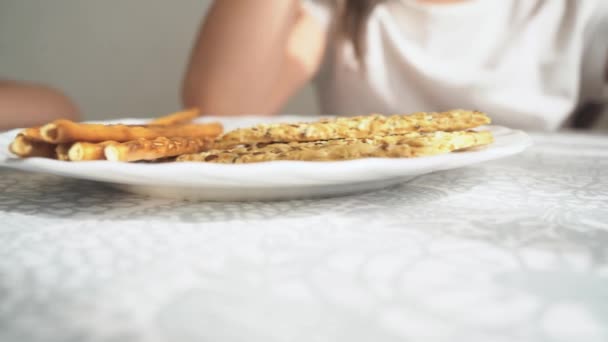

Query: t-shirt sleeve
[[581, 1, 608, 103], [301, 0, 333, 32]]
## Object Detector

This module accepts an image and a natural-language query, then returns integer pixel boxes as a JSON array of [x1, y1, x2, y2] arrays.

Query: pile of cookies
[[9, 109, 493, 163], [177, 110, 493, 163]]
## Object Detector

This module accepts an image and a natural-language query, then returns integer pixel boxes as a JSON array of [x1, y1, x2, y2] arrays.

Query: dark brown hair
[[335, 0, 385, 60]]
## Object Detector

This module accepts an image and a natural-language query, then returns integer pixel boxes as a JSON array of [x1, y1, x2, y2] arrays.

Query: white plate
[[0, 116, 532, 201]]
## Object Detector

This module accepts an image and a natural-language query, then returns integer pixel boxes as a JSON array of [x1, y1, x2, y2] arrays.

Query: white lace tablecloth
[[1, 132, 607, 342]]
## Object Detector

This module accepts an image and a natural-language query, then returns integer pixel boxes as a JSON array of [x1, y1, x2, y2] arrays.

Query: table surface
[[1, 132, 607, 342]]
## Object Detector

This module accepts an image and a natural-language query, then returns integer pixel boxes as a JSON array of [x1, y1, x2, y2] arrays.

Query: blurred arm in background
[[182, 0, 327, 116], [574, 53, 608, 129], [0, 80, 79, 131]]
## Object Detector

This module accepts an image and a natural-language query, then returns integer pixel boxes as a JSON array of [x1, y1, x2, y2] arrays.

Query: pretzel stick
[[40, 120, 223, 144], [149, 108, 200, 126], [8, 134, 56, 158], [55, 144, 72, 161], [68, 141, 117, 161], [104, 136, 212, 162]]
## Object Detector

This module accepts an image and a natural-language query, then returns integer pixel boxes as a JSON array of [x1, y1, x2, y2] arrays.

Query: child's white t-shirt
[[304, 0, 608, 130]]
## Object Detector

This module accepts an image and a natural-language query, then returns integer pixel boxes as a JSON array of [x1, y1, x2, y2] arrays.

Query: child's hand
[[0, 80, 79, 131]]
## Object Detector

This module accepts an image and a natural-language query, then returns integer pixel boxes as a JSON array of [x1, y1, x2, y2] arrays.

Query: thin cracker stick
[[40, 119, 223, 144], [8, 134, 56, 158], [105, 136, 213, 162], [68, 141, 117, 161], [149, 108, 200, 126]]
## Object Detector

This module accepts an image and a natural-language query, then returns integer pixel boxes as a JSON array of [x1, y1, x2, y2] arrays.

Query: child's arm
[[0, 80, 79, 131], [182, 0, 327, 116]]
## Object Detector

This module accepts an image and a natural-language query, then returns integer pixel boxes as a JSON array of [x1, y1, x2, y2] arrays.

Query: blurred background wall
[[0, 1, 605, 128], [0, 0, 320, 120]]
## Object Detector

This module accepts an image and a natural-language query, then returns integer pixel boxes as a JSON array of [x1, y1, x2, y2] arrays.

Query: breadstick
[[40, 120, 223, 144], [8, 134, 56, 158], [178, 131, 494, 163], [21, 127, 45, 142], [104, 136, 213, 162], [68, 141, 117, 161], [55, 144, 72, 161], [215, 110, 491, 148], [149, 108, 200, 126]]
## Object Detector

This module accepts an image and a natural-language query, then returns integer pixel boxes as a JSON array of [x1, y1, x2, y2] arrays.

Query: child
[[182, 0, 607, 130], [0, 80, 79, 131]]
